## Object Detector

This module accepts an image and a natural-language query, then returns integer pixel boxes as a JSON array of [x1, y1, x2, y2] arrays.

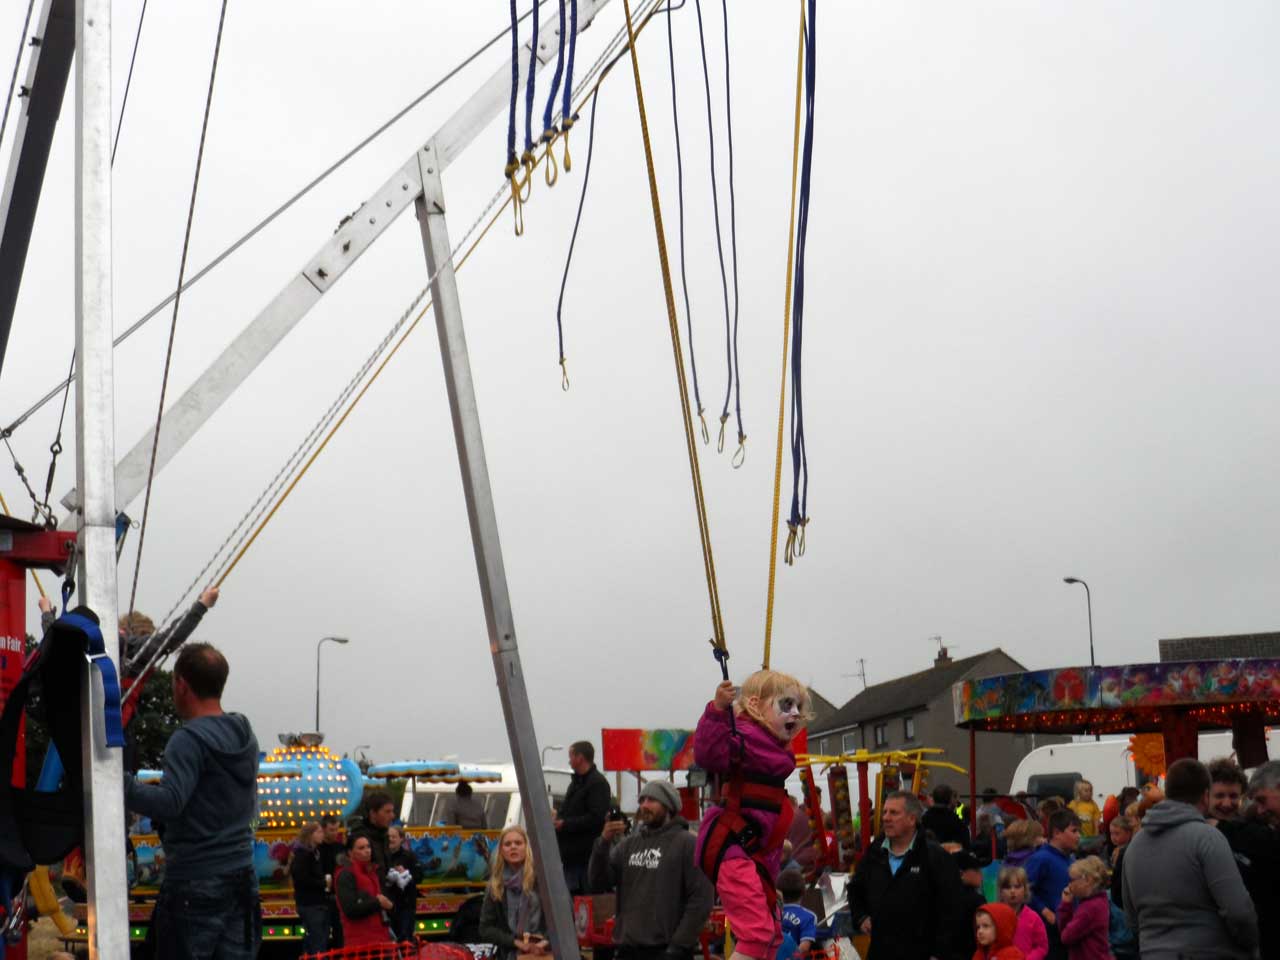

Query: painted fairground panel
[[126, 827, 499, 892], [954, 659, 1280, 724], [953, 667, 1101, 723], [1098, 660, 1280, 707], [602, 728, 695, 770]]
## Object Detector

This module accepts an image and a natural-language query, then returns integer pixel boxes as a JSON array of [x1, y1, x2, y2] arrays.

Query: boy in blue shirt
[[777, 868, 818, 960]]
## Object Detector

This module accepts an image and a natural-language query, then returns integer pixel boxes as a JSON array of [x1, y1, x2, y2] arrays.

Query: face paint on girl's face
[[764, 692, 804, 741]]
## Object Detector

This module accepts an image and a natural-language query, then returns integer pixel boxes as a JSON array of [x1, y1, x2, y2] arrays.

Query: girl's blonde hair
[[1073, 780, 1094, 801], [1110, 815, 1135, 836], [1003, 818, 1043, 852], [997, 865, 1029, 893], [736, 670, 813, 728], [487, 825, 536, 900], [1069, 855, 1109, 891]]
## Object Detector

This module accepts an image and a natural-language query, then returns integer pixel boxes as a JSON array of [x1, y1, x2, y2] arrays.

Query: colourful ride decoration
[[953, 658, 1280, 766]]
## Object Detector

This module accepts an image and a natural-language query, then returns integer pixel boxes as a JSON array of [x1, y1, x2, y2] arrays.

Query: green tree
[[22, 634, 180, 782]]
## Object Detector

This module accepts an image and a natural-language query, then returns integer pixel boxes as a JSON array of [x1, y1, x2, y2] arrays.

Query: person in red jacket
[[1055, 856, 1111, 960], [335, 834, 394, 947], [973, 902, 1024, 960]]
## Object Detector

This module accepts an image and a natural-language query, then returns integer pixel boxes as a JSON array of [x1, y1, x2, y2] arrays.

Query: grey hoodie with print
[[588, 815, 713, 951], [1121, 799, 1258, 960]]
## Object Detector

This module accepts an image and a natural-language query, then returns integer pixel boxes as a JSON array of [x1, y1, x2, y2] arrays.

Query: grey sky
[[1, 1, 1277, 769]]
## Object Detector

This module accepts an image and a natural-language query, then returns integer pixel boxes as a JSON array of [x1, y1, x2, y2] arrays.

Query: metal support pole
[[968, 728, 977, 837], [74, 0, 128, 956], [413, 140, 577, 960]]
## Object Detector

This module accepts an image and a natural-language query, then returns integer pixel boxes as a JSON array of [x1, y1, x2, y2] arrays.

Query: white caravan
[[399, 764, 575, 829], [1008, 731, 1279, 801]]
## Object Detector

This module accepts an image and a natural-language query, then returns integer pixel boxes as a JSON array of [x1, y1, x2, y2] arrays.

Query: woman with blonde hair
[[288, 822, 330, 953], [479, 826, 547, 960], [1002, 818, 1044, 869]]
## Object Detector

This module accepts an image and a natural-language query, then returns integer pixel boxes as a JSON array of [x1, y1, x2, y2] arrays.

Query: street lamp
[[1063, 577, 1097, 741], [541, 744, 565, 766], [315, 636, 350, 732], [1062, 578, 1095, 667]]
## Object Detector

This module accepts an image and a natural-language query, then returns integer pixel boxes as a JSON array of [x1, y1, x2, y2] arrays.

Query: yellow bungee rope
[[620, 0, 727, 655]]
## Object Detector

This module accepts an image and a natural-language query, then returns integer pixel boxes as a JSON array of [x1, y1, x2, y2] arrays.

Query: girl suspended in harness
[[694, 670, 810, 960]]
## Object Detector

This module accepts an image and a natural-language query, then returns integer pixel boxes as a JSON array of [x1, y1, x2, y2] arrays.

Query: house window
[[873, 723, 888, 747], [841, 732, 858, 753], [903, 716, 916, 741]]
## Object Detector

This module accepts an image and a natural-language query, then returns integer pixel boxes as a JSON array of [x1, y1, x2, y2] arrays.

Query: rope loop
[[718, 413, 729, 453], [796, 516, 808, 557], [784, 522, 798, 566], [710, 638, 731, 681], [505, 163, 525, 237], [559, 357, 570, 391], [732, 434, 746, 469], [699, 409, 710, 446], [561, 115, 577, 171], [543, 133, 560, 187], [519, 151, 536, 203]]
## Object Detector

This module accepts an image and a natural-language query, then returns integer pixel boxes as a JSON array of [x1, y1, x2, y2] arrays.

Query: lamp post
[[1063, 577, 1097, 741], [541, 744, 564, 766], [315, 636, 350, 732]]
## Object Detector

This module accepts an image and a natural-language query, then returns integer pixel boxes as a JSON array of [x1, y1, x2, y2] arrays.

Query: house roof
[[808, 687, 839, 722], [810, 649, 1024, 736]]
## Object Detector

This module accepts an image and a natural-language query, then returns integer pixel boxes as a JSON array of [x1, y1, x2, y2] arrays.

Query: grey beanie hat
[[639, 780, 681, 813]]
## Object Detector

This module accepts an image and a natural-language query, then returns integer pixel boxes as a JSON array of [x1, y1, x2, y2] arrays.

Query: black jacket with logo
[[849, 831, 963, 960], [557, 765, 611, 866], [588, 816, 713, 950]]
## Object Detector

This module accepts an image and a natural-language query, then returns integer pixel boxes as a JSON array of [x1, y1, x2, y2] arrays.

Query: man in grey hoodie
[[589, 780, 713, 960], [125, 642, 261, 959], [1122, 758, 1258, 960]]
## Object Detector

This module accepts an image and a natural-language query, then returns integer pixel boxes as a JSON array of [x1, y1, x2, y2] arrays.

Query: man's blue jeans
[[152, 867, 262, 959]]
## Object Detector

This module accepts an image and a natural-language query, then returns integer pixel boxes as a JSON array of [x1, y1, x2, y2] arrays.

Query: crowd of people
[[116, 636, 1280, 960]]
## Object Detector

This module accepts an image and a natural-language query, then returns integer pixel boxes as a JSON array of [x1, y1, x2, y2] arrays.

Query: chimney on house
[[934, 644, 952, 667]]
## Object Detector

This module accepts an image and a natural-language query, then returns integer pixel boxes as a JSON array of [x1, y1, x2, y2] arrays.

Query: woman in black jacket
[[385, 825, 424, 941], [479, 826, 548, 960], [289, 823, 331, 954]]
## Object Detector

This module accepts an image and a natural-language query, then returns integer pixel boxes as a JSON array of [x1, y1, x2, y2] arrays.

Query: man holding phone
[[589, 781, 713, 960]]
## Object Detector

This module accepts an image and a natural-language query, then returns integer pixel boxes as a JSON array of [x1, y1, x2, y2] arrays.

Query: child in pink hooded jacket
[[695, 670, 809, 960], [998, 865, 1048, 960]]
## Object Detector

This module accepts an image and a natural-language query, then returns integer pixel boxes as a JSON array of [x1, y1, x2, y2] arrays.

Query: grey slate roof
[[809, 649, 1023, 736]]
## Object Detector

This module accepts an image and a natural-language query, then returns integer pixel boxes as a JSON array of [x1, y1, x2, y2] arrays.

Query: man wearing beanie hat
[[589, 780, 713, 960]]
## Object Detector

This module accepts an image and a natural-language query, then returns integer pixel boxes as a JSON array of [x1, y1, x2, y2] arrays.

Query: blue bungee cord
[[667, 0, 707, 441], [559, 0, 580, 169], [691, 0, 735, 456], [521, 0, 541, 186], [505, 0, 525, 234], [720, 0, 745, 467], [539, 1, 567, 184], [554, 85, 603, 389], [786, 0, 817, 563]]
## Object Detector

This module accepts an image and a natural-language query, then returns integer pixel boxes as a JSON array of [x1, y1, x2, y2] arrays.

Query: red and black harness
[[700, 646, 794, 912]]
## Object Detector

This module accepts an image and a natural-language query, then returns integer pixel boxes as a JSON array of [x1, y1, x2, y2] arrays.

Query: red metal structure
[[0, 515, 76, 960]]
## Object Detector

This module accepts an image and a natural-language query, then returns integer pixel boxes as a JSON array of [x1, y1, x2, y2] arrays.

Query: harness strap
[[61, 612, 125, 749]]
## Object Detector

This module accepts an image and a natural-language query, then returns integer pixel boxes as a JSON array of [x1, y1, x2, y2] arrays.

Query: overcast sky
[[1, 1, 1277, 770]]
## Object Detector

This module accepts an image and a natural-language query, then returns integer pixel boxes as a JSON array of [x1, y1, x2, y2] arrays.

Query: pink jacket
[[693, 701, 796, 879], [1012, 904, 1049, 960], [1056, 893, 1112, 960]]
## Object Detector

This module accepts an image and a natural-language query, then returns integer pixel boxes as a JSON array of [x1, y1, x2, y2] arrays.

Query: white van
[[399, 764, 574, 828], [1008, 731, 1278, 802]]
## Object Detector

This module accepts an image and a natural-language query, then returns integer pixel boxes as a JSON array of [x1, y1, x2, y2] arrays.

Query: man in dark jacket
[[588, 780, 712, 960], [555, 740, 611, 894], [920, 784, 970, 850], [348, 791, 396, 879], [1219, 761, 1280, 960], [124, 643, 261, 959], [849, 791, 962, 960]]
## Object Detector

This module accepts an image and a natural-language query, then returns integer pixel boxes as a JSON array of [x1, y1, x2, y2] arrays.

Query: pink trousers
[[716, 858, 781, 960]]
